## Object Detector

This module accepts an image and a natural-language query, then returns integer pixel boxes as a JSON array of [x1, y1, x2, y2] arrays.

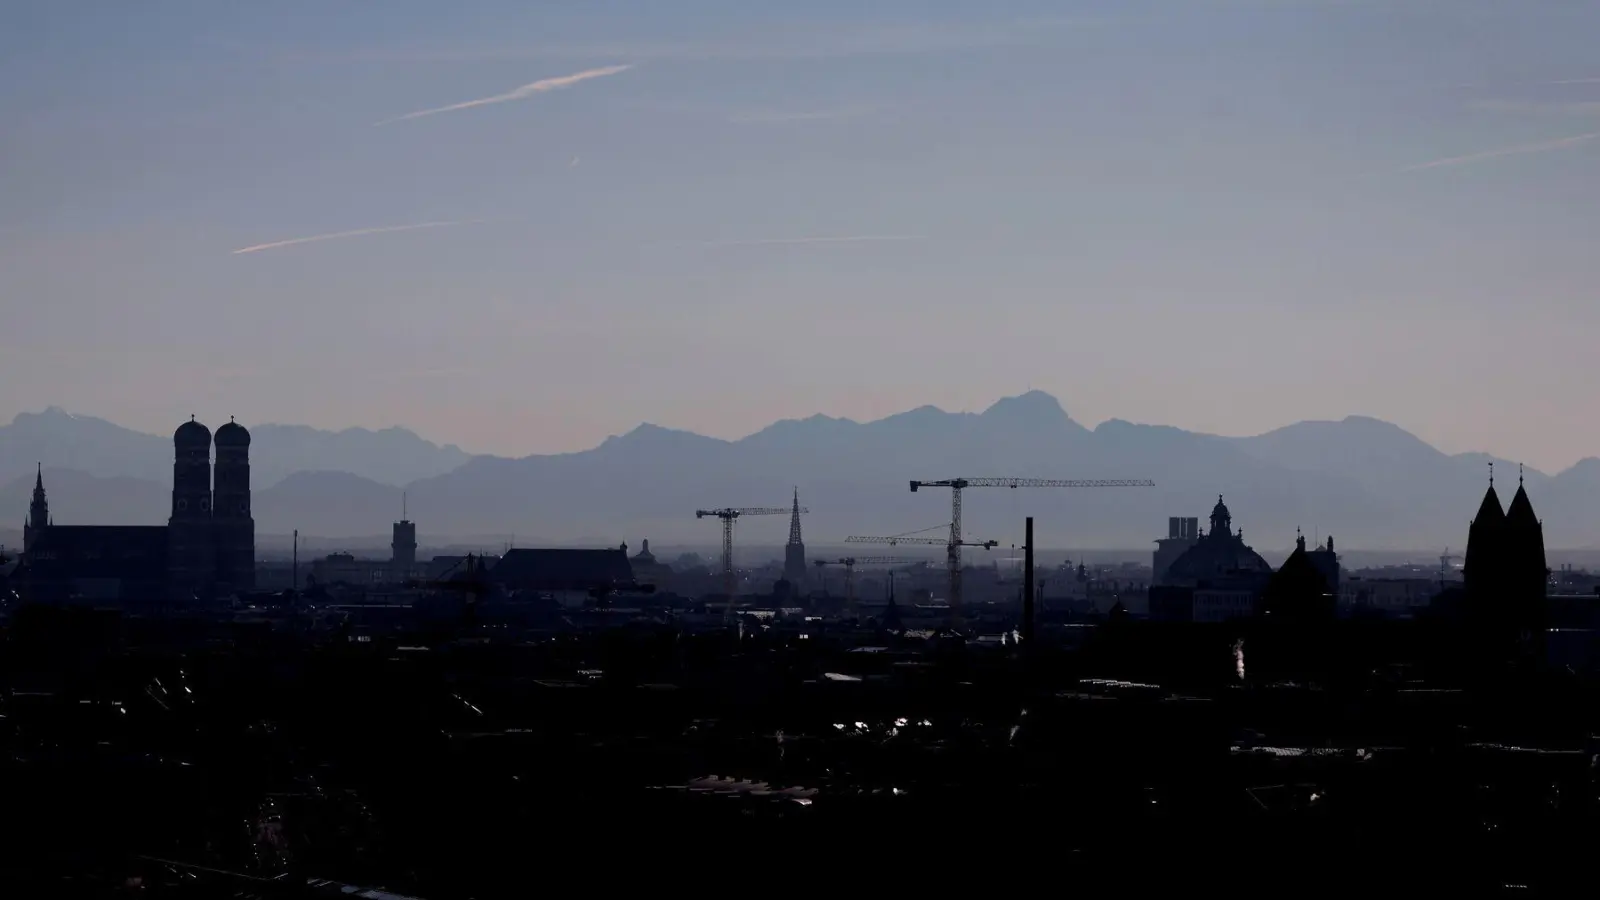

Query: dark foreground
[[3, 612, 1597, 897]]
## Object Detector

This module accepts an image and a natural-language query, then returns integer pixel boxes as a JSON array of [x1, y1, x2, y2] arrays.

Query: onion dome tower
[[212, 417, 255, 593], [168, 417, 216, 600]]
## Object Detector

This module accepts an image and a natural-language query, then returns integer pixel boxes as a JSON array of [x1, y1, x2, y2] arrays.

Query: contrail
[[728, 106, 872, 124], [230, 220, 483, 255], [375, 64, 632, 125], [702, 234, 924, 248], [1399, 132, 1599, 173]]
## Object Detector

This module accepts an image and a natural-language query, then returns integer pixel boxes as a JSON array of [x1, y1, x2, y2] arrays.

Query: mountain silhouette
[[1, 394, 1592, 550], [0, 408, 471, 488]]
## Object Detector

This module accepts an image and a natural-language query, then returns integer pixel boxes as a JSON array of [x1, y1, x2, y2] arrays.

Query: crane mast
[[845, 533, 998, 622], [695, 505, 806, 624], [813, 555, 914, 615], [908, 477, 1156, 619]]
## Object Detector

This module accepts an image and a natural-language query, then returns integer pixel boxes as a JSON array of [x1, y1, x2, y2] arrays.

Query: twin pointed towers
[[1463, 462, 1547, 628]]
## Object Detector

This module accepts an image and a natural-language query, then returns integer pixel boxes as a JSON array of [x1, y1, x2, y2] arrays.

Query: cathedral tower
[[1502, 466, 1548, 627], [23, 464, 49, 555], [212, 418, 255, 593], [1462, 468, 1506, 607], [783, 487, 808, 587], [168, 417, 216, 599], [1462, 462, 1548, 639]]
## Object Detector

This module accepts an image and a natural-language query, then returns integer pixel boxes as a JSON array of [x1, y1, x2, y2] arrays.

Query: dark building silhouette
[[783, 488, 807, 588], [17, 526, 169, 603], [628, 539, 671, 583], [23, 463, 48, 554], [1152, 516, 1199, 585], [490, 547, 639, 595], [391, 494, 418, 577], [1259, 531, 1340, 623], [1462, 464, 1548, 633], [1150, 496, 1274, 622], [167, 418, 216, 599], [212, 418, 255, 593], [20, 416, 256, 603]]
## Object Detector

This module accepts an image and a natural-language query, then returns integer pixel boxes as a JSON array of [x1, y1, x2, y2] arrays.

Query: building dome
[[1209, 494, 1232, 537], [174, 417, 211, 446], [1166, 496, 1271, 583], [1165, 538, 1272, 582], [214, 419, 251, 448]]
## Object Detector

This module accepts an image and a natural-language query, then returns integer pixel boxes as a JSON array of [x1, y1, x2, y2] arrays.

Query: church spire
[[783, 487, 808, 586], [787, 487, 803, 547], [29, 464, 47, 520], [25, 463, 49, 554]]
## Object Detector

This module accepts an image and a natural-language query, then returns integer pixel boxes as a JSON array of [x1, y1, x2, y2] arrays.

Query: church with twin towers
[[21, 415, 255, 602], [168, 417, 257, 598]]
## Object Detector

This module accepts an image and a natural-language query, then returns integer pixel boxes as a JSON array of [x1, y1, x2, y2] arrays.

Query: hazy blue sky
[[3, 1, 1598, 471]]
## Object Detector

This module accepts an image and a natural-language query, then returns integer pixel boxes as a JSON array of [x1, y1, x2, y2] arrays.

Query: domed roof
[[214, 418, 251, 447], [1209, 494, 1233, 537], [174, 417, 211, 446], [1211, 494, 1230, 521], [1166, 538, 1272, 582], [1166, 502, 1271, 583]]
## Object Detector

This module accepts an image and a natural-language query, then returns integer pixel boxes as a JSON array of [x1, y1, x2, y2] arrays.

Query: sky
[[2, 0, 1599, 472]]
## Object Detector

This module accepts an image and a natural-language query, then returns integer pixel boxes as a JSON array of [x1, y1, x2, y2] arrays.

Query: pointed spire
[[1507, 474, 1540, 528], [34, 462, 42, 491], [786, 486, 804, 547], [1488, 460, 1494, 487], [1519, 462, 1524, 487]]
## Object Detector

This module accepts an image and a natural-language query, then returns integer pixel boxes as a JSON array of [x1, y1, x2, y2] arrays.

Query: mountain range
[[1, 393, 1596, 552]]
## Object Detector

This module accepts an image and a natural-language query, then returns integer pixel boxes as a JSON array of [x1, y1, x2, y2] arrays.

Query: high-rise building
[[392, 493, 418, 576], [1152, 516, 1199, 585]]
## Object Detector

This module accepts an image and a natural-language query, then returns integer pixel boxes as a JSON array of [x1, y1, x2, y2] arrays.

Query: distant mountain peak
[[982, 390, 1067, 419], [605, 422, 727, 447], [14, 406, 86, 425]]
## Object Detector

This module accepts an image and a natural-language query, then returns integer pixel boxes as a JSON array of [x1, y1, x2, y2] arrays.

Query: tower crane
[[845, 533, 998, 618], [907, 478, 1156, 615], [404, 553, 495, 631], [813, 556, 915, 613], [695, 505, 807, 623]]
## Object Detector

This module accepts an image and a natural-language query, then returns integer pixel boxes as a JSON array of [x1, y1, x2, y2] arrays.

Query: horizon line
[[4, 393, 1593, 476]]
